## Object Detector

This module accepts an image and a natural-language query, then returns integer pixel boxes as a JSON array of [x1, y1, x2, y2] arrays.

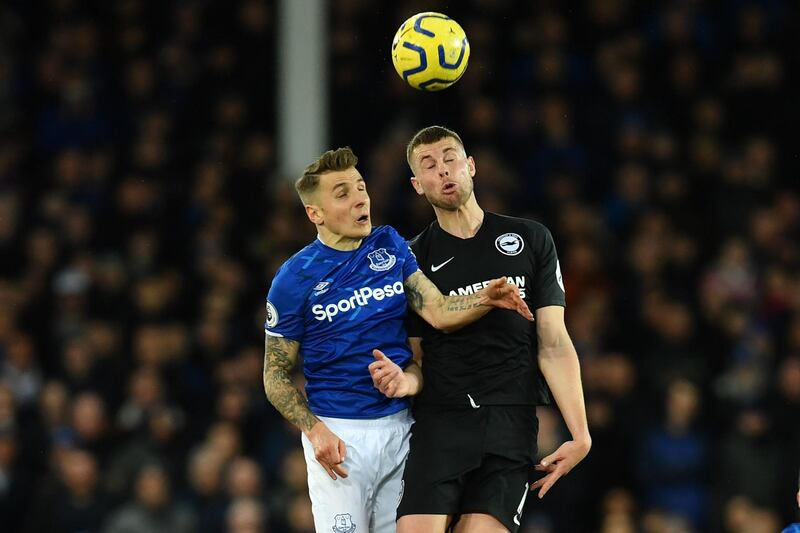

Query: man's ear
[[305, 204, 323, 225], [467, 155, 476, 178], [410, 176, 424, 196]]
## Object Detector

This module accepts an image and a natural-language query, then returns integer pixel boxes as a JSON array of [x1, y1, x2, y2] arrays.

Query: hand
[[483, 277, 534, 321], [531, 439, 591, 498], [306, 421, 348, 480], [368, 349, 411, 398]]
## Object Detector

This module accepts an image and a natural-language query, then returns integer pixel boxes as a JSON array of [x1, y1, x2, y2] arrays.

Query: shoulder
[[489, 212, 552, 238], [366, 226, 413, 256], [274, 242, 314, 275], [487, 212, 556, 252], [270, 242, 321, 293], [370, 224, 405, 244]]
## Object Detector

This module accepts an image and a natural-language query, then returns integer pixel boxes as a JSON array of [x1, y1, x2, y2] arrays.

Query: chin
[[431, 197, 461, 210], [349, 224, 371, 238]]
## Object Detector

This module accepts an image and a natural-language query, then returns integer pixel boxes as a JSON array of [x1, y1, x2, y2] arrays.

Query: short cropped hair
[[406, 126, 465, 170], [295, 147, 359, 202]]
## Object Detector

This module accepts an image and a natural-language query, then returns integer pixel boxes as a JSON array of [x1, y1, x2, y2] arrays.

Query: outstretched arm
[[531, 305, 591, 498], [404, 271, 533, 332], [263, 335, 348, 480]]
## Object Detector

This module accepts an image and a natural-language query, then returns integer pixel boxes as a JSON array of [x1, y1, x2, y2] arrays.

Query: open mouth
[[356, 214, 370, 224], [442, 182, 458, 194]]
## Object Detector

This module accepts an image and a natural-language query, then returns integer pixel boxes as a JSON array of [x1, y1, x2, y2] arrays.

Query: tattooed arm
[[263, 335, 348, 480], [403, 271, 533, 332], [262, 335, 317, 432]]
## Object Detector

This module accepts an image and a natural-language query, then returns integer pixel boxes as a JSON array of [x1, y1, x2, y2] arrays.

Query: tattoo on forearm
[[443, 294, 484, 312], [406, 278, 424, 311], [263, 336, 317, 432]]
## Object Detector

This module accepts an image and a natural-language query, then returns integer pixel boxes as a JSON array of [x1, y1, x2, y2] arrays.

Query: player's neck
[[316, 228, 363, 251], [434, 196, 484, 239]]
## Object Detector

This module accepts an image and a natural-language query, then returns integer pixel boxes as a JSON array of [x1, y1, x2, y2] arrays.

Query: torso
[[409, 212, 566, 408], [266, 225, 417, 418]]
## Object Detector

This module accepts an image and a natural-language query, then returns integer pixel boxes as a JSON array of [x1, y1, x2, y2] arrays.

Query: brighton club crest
[[495, 232, 525, 256], [333, 513, 356, 533], [367, 248, 396, 272]]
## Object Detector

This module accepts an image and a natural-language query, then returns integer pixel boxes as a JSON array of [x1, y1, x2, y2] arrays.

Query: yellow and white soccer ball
[[391, 12, 470, 91]]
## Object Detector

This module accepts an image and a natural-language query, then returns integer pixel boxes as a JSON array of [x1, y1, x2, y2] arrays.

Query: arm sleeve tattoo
[[404, 271, 488, 330], [442, 294, 484, 312], [405, 275, 425, 312], [263, 335, 318, 432]]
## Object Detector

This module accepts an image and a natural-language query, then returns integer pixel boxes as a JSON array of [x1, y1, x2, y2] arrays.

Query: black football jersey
[[407, 212, 566, 407]]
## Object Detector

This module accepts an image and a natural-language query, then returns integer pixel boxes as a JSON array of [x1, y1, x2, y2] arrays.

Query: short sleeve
[[265, 267, 306, 340], [402, 241, 420, 279], [531, 226, 567, 309]]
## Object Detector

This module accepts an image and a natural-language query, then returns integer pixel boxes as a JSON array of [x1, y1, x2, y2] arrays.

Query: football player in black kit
[[368, 126, 591, 533]]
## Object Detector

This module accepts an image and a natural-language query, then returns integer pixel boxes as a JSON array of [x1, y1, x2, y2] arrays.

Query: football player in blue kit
[[263, 146, 533, 533]]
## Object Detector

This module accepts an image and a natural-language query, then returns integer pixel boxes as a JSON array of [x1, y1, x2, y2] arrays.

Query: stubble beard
[[427, 180, 473, 211]]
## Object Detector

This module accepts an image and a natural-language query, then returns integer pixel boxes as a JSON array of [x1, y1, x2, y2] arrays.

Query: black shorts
[[397, 404, 538, 532]]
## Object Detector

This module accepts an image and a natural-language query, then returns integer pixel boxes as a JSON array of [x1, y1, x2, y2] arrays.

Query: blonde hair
[[295, 147, 359, 202]]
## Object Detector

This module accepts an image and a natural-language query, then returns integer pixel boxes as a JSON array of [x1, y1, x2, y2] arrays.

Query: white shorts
[[301, 409, 413, 533]]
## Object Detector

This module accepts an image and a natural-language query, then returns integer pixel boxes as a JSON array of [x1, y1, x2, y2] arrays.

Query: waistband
[[319, 408, 412, 429]]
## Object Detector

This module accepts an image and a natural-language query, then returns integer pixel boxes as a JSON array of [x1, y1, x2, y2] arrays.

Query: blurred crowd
[[0, 0, 798, 532]]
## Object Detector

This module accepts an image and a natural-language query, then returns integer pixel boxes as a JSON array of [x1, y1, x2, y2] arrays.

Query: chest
[[306, 245, 407, 324], [418, 231, 535, 299]]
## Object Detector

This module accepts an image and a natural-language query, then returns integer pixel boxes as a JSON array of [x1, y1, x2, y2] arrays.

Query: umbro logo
[[431, 257, 454, 272], [313, 281, 331, 296]]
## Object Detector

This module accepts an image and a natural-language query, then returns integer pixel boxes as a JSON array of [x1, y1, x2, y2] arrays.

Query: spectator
[[103, 463, 195, 533], [0, 1, 796, 531]]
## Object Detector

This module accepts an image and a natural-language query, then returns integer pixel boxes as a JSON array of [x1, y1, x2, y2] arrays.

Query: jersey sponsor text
[[448, 276, 527, 298], [312, 281, 405, 322]]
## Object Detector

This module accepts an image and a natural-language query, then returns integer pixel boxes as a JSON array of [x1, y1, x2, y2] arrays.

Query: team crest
[[367, 248, 396, 272], [313, 281, 331, 296], [266, 301, 278, 328], [332, 513, 356, 533], [495, 233, 524, 256]]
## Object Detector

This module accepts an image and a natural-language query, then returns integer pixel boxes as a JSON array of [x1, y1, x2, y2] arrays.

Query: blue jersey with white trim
[[265, 225, 419, 419]]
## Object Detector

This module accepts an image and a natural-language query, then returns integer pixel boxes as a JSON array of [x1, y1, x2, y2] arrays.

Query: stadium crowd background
[[0, 0, 798, 532]]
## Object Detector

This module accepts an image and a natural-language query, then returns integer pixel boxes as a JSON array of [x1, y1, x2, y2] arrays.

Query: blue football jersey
[[265, 225, 420, 419]]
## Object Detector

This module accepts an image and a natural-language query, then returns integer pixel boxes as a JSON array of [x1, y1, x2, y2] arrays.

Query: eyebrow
[[332, 178, 364, 191], [418, 147, 457, 164]]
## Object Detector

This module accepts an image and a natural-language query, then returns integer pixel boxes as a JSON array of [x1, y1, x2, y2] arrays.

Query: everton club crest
[[367, 248, 396, 272], [333, 513, 356, 533]]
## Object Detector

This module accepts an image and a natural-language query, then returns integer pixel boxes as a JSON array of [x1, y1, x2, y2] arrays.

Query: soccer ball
[[391, 12, 470, 91]]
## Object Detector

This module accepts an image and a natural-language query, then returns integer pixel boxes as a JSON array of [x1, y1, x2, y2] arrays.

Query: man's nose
[[354, 190, 369, 207], [437, 161, 449, 177]]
